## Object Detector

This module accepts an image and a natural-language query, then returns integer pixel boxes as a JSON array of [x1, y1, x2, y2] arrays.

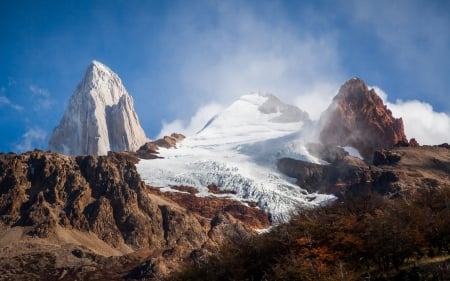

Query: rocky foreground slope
[[0, 150, 267, 280]]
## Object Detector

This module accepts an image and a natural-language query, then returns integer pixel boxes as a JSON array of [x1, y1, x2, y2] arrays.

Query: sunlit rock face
[[48, 60, 148, 155], [319, 77, 408, 161]]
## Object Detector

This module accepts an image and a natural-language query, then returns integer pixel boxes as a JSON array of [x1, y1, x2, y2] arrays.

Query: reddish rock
[[319, 78, 408, 161], [170, 133, 186, 142], [409, 138, 420, 147], [148, 187, 270, 229], [136, 142, 161, 159], [135, 133, 185, 159], [154, 136, 178, 148]]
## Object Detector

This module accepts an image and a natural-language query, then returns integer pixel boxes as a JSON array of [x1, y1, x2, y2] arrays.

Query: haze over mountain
[[48, 61, 148, 155]]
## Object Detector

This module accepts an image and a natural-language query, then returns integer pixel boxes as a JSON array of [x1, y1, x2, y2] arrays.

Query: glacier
[[137, 94, 336, 222]]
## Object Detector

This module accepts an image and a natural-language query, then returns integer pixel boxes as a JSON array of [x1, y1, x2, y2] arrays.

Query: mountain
[[137, 94, 335, 222], [319, 77, 408, 161], [2, 76, 450, 280], [48, 61, 148, 155]]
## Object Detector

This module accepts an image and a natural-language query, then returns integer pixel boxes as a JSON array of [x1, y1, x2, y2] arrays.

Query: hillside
[[0, 150, 264, 280]]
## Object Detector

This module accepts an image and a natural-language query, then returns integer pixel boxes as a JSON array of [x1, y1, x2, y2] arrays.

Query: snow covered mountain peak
[[137, 93, 334, 223], [48, 60, 148, 155], [194, 93, 311, 147], [81, 60, 126, 105]]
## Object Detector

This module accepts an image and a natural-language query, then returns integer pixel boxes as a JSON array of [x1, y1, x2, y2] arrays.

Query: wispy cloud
[[158, 103, 224, 138], [29, 84, 50, 97], [29, 84, 53, 110], [0, 94, 24, 111], [14, 128, 47, 153], [156, 1, 344, 135]]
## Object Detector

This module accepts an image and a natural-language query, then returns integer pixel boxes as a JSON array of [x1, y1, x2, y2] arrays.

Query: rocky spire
[[319, 77, 408, 160], [48, 60, 148, 155]]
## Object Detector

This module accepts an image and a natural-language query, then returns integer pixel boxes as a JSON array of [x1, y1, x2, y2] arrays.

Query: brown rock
[[136, 142, 161, 159], [277, 145, 450, 198], [148, 187, 270, 229], [154, 136, 178, 149], [135, 132, 186, 159], [409, 138, 420, 147], [438, 143, 450, 149], [277, 154, 371, 196], [319, 78, 408, 161], [373, 149, 402, 166], [170, 133, 186, 142], [0, 150, 256, 278]]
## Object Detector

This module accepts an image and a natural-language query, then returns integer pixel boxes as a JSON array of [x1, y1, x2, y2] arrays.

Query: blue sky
[[1, 0, 449, 152]]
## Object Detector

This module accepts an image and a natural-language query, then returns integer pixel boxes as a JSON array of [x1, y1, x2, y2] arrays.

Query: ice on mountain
[[137, 93, 335, 222]]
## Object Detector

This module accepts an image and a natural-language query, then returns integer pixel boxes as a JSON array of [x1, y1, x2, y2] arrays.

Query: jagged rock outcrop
[[319, 78, 408, 161], [136, 133, 186, 159], [409, 138, 420, 147], [48, 60, 148, 155], [277, 144, 450, 197], [0, 150, 256, 278], [277, 150, 371, 195], [153, 133, 185, 149], [373, 149, 401, 166]]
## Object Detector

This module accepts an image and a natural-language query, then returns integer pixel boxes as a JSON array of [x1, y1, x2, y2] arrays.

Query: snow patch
[[342, 146, 363, 160]]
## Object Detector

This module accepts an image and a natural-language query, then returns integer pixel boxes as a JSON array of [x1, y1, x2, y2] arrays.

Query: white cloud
[[0, 95, 24, 111], [388, 100, 450, 145], [158, 103, 224, 138], [294, 82, 338, 120], [14, 128, 47, 153], [372, 87, 450, 145], [158, 1, 344, 124]]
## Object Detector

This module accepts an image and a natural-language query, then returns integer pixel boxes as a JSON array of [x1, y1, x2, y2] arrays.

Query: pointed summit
[[319, 78, 408, 160], [48, 61, 148, 155]]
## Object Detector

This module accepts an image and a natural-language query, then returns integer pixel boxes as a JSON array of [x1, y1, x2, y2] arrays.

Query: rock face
[[0, 150, 256, 278], [319, 78, 408, 161], [277, 144, 450, 197], [48, 60, 148, 155]]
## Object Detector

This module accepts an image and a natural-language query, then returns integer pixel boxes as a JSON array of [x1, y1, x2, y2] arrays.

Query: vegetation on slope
[[169, 187, 450, 281]]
